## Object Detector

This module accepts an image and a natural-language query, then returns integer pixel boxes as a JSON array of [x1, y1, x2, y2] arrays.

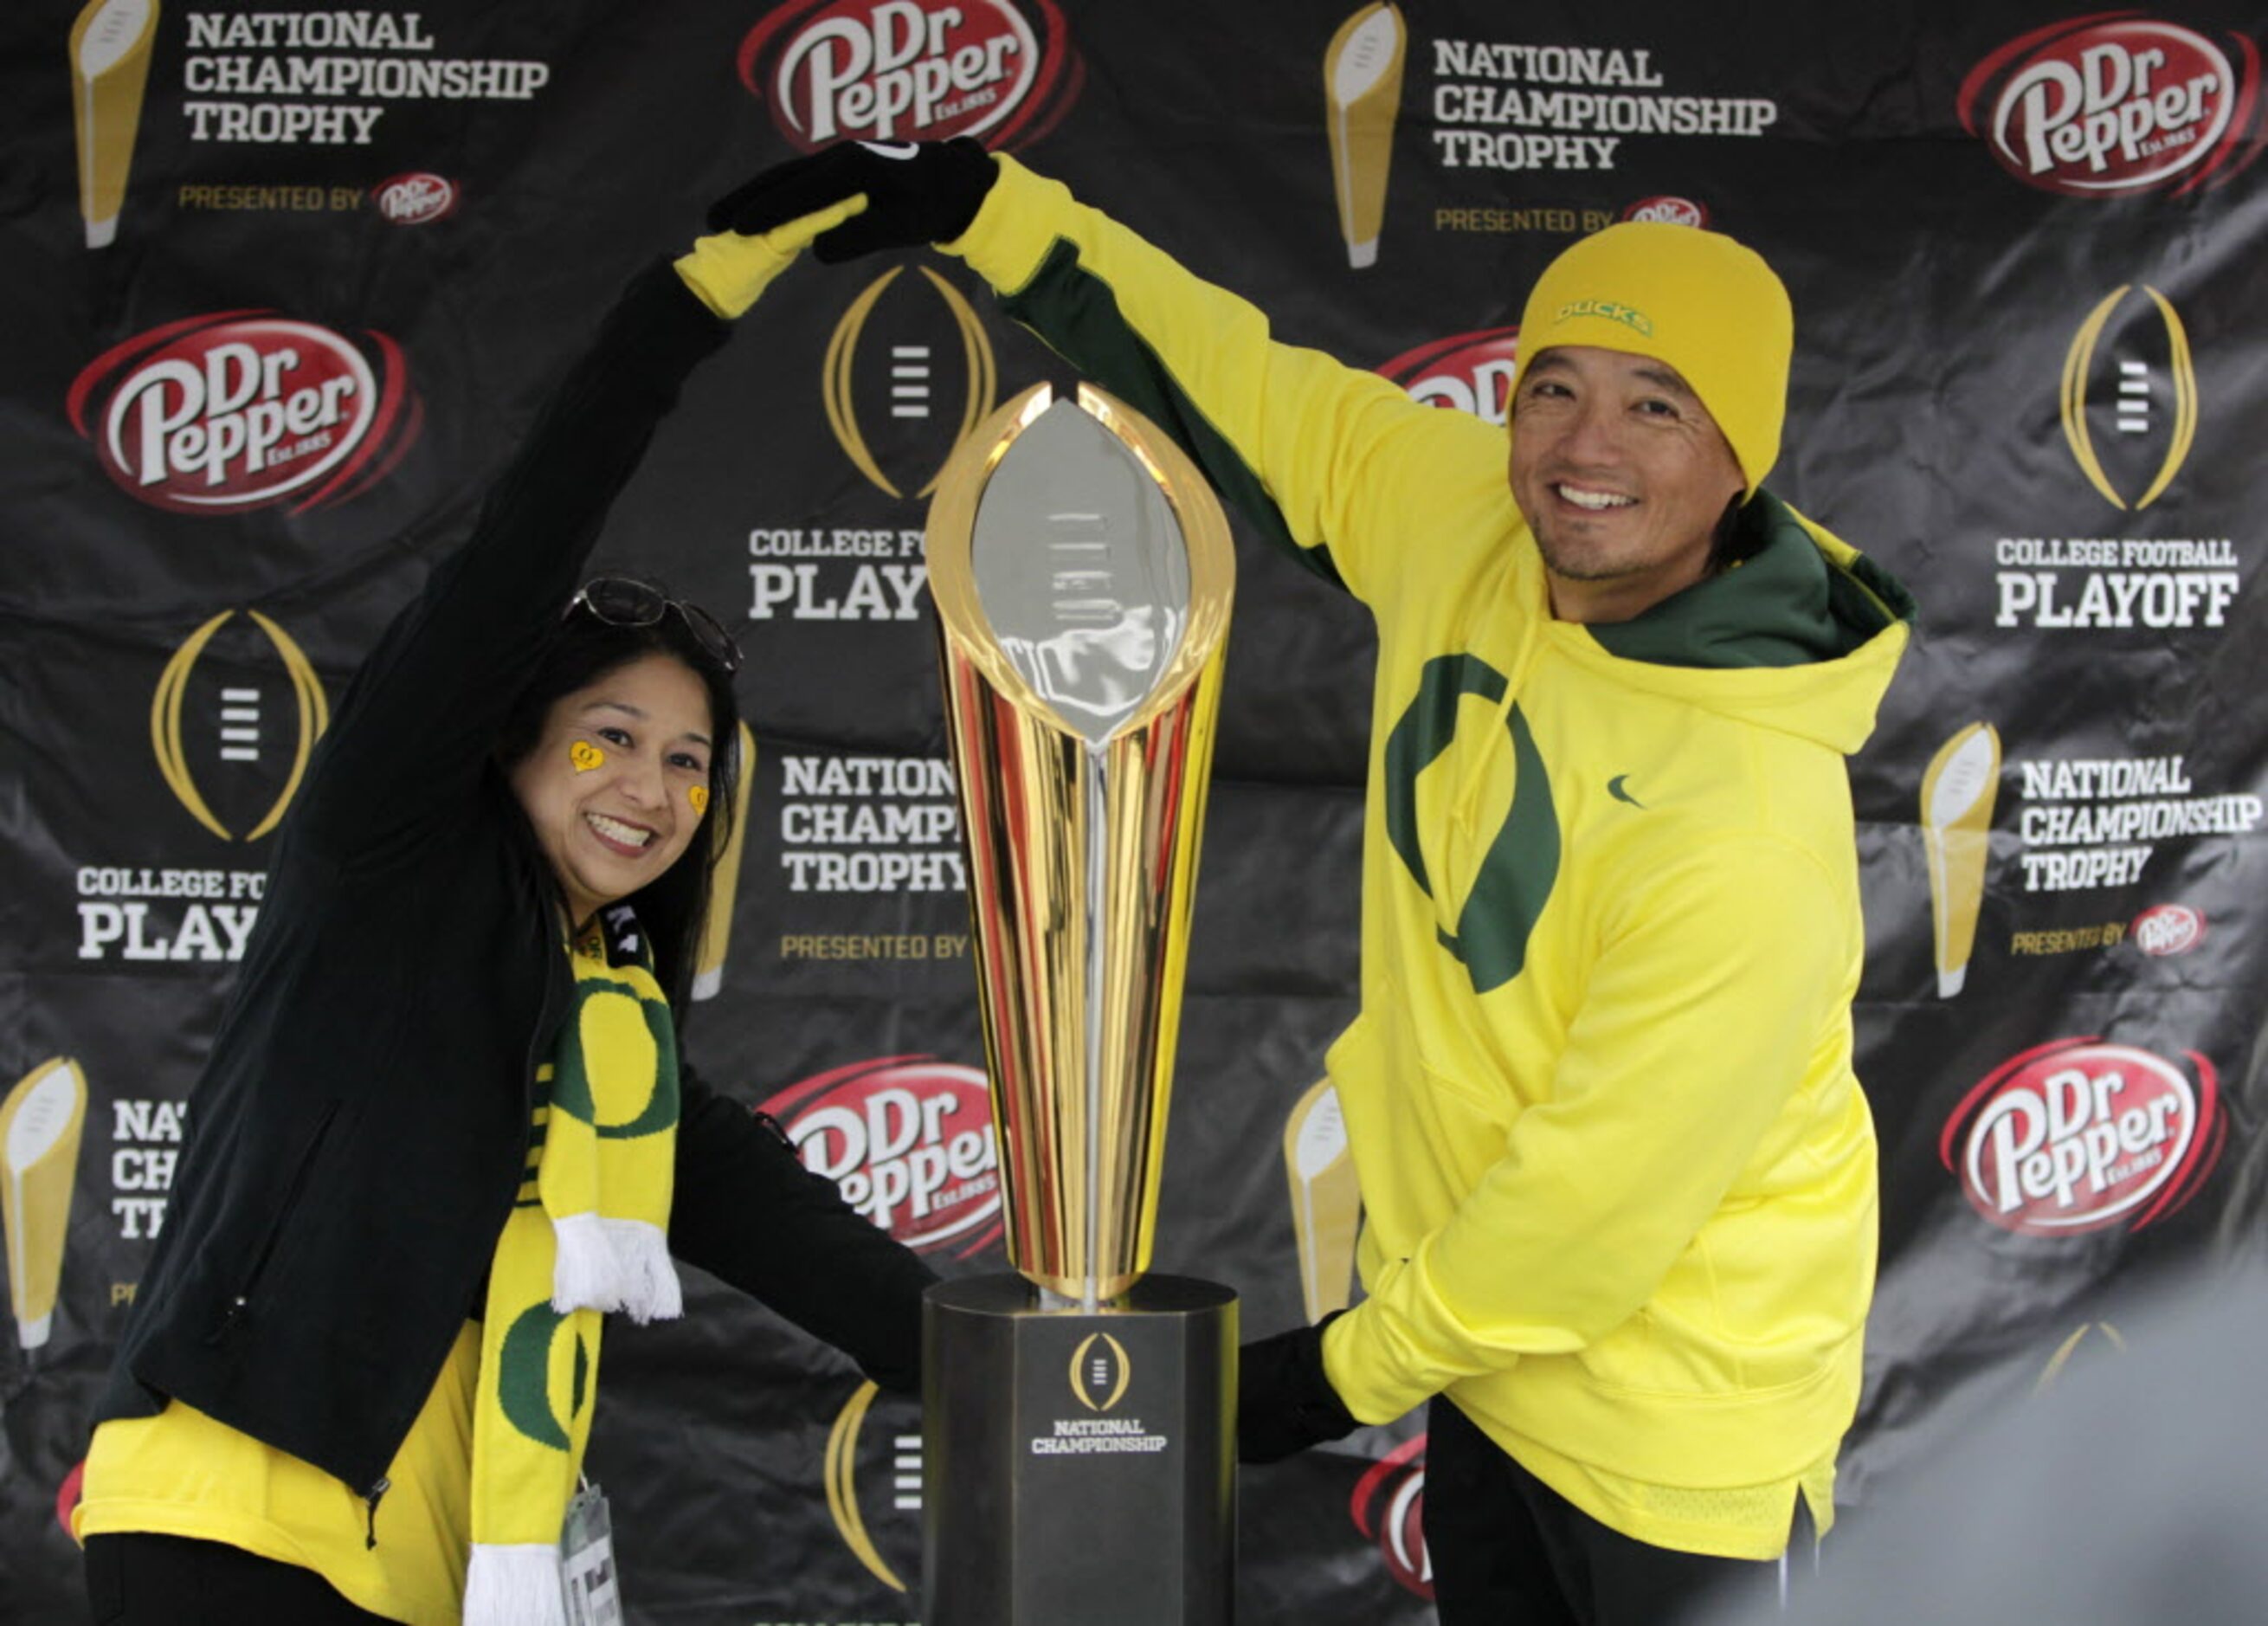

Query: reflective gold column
[[925, 383, 1234, 1309]]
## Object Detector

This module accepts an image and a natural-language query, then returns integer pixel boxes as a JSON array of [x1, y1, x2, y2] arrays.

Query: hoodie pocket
[[210, 1099, 344, 1339]]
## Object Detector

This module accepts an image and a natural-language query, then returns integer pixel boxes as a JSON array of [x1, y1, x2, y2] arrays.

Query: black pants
[[1423, 1397, 1785, 1626], [84, 1533, 403, 1625]]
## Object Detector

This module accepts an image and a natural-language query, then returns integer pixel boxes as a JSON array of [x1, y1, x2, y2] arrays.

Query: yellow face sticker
[[689, 784, 710, 816], [570, 740, 605, 773]]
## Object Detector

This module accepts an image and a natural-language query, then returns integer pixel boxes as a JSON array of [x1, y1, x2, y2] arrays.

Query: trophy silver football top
[[969, 398, 1191, 745]]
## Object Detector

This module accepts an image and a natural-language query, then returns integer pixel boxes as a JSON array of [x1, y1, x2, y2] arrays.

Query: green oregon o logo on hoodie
[[1382, 654, 1561, 994]]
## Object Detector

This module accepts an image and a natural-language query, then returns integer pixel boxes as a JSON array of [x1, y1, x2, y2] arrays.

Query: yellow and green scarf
[[463, 906, 680, 1626]]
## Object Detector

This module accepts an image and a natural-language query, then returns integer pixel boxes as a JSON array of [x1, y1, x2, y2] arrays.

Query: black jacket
[[94, 263, 937, 1500]]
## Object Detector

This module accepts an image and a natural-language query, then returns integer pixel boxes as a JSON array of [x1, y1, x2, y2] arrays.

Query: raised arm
[[945, 157, 1512, 610], [291, 203, 857, 860]]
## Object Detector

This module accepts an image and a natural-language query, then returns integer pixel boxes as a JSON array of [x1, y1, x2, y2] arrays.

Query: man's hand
[[1238, 1313, 1360, 1464], [705, 138, 999, 263]]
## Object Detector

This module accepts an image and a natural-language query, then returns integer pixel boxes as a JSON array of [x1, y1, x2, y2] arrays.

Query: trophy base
[[922, 1273, 1237, 1626]]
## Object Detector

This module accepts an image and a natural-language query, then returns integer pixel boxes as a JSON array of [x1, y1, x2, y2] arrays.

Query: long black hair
[[493, 587, 742, 1012]]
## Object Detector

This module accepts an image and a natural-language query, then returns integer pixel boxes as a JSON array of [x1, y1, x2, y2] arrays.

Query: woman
[[75, 198, 930, 1624]]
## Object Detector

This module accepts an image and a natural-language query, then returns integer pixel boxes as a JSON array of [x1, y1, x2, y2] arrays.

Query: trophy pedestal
[[922, 1273, 1237, 1626]]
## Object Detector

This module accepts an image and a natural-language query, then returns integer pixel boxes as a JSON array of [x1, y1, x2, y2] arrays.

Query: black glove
[[1237, 1312, 1360, 1465], [706, 138, 999, 263]]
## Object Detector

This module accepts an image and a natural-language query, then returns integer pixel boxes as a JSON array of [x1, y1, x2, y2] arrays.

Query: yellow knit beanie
[[1514, 222, 1793, 496]]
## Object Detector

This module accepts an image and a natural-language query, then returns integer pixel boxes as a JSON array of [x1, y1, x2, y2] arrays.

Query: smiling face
[[1507, 344, 1748, 623], [506, 651, 715, 929]]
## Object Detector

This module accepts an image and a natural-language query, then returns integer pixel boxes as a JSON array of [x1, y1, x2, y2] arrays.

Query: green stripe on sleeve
[[998, 239, 1350, 595]]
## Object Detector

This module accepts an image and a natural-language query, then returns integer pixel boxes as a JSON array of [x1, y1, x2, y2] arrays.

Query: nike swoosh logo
[[1608, 775, 1645, 808]]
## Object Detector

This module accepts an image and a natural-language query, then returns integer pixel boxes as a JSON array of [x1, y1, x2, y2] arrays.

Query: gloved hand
[[704, 138, 999, 264], [673, 193, 870, 319], [1238, 1312, 1360, 1465]]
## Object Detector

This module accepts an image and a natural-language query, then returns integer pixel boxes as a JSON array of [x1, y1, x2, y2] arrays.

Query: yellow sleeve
[[1322, 835, 1855, 1422], [944, 157, 1515, 613]]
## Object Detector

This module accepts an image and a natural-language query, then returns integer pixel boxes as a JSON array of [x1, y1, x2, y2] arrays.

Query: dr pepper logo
[[2130, 902, 2206, 956], [371, 171, 458, 226], [1958, 13, 2264, 197], [68, 313, 419, 513], [1378, 327, 1521, 425], [738, 0, 1081, 150], [1621, 195, 1710, 226], [1941, 1037, 2224, 1236], [763, 1054, 1002, 1255], [1350, 1436, 1432, 1599]]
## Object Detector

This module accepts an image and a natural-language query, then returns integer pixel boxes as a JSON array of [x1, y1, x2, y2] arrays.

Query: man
[[717, 140, 1915, 1622]]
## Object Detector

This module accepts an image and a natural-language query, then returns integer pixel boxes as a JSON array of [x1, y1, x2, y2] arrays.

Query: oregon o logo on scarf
[[497, 1300, 594, 1450], [551, 984, 678, 1138]]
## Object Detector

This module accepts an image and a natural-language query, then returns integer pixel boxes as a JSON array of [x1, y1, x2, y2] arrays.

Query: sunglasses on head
[[567, 577, 742, 674]]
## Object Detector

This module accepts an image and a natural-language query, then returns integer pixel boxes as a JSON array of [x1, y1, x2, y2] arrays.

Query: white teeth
[[1557, 485, 1635, 511], [585, 812, 652, 848]]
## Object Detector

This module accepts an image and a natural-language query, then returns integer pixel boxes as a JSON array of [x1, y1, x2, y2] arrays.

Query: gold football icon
[[2061, 285, 2197, 511], [151, 610, 329, 841], [822, 266, 998, 500], [1069, 1332, 1131, 1412], [824, 1379, 918, 1593]]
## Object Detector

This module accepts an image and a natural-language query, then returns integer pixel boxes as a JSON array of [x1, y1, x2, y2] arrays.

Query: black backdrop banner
[[4, 3, 2264, 1621]]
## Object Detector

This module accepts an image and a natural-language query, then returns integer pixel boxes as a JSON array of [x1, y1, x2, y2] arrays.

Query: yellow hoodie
[[948, 158, 1915, 1558]]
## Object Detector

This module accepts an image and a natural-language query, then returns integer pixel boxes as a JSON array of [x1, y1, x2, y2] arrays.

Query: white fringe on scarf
[[465, 1542, 569, 1626], [549, 1211, 620, 1314], [602, 1216, 682, 1322], [549, 1213, 680, 1321]]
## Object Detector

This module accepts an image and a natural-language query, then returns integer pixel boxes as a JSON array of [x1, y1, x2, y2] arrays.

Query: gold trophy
[[70, 0, 160, 251], [1324, 2, 1406, 270], [1922, 721, 2001, 998], [926, 381, 1233, 1309], [921, 382, 1236, 1624], [1284, 1079, 1360, 1322], [692, 720, 757, 1001], [3, 1058, 90, 1352]]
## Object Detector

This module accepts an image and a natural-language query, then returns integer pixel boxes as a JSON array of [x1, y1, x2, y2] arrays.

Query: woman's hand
[[673, 192, 870, 319]]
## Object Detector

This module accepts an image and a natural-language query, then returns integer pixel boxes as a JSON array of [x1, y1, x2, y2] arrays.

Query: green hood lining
[[1586, 492, 1917, 670]]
